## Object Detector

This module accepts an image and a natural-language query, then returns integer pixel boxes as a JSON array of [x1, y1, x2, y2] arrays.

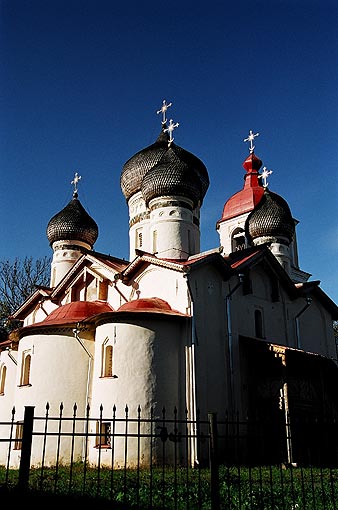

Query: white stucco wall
[[149, 197, 200, 259], [88, 315, 187, 466], [0, 349, 18, 464], [130, 267, 189, 315], [8, 329, 95, 467]]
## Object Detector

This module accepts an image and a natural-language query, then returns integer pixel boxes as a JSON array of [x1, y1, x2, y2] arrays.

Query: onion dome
[[141, 147, 206, 207], [120, 128, 209, 204], [218, 153, 264, 223], [245, 188, 295, 244], [120, 129, 170, 201], [46, 192, 98, 247]]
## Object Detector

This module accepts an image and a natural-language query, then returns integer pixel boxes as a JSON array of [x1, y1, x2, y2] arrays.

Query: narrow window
[[255, 309, 264, 338], [96, 421, 111, 448], [0, 364, 6, 395], [14, 422, 23, 450], [153, 230, 157, 253], [104, 345, 113, 377], [20, 353, 31, 386], [138, 231, 143, 248]]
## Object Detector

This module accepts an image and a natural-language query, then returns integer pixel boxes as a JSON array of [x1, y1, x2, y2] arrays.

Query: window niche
[[254, 309, 265, 339], [0, 364, 6, 395], [96, 421, 111, 448], [20, 352, 31, 386], [231, 228, 246, 252], [101, 337, 117, 378]]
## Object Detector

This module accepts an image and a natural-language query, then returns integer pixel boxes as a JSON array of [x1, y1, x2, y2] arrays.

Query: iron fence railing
[[0, 404, 338, 509]]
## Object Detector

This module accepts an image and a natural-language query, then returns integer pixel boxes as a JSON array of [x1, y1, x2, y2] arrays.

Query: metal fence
[[0, 404, 338, 509]]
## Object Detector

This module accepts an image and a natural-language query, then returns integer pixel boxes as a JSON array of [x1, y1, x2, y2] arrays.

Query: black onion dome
[[169, 143, 209, 198], [141, 148, 204, 206], [46, 193, 99, 247], [120, 128, 209, 202], [120, 129, 169, 201], [245, 188, 295, 244]]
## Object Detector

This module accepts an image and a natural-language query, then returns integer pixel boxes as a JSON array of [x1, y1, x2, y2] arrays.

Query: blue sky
[[0, 0, 337, 304]]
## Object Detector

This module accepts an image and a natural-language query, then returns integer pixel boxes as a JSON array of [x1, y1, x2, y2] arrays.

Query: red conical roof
[[218, 153, 264, 223]]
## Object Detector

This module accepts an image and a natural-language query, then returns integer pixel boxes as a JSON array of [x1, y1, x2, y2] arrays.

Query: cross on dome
[[259, 166, 273, 188], [71, 172, 81, 195], [156, 99, 172, 125], [164, 118, 179, 146], [244, 130, 259, 154]]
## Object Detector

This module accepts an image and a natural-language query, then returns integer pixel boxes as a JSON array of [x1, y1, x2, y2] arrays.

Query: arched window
[[104, 345, 113, 377], [101, 338, 114, 378], [138, 231, 143, 248], [20, 353, 31, 386], [0, 364, 6, 394], [153, 230, 158, 254], [231, 228, 246, 252]]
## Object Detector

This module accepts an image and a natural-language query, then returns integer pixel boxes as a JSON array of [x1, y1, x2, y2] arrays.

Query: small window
[[153, 230, 158, 253], [104, 345, 113, 377], [101, 339, 116, 378], [0, 364, 6, 395], [14, 422, 23, 450], [135, 229, 143, 249], [20, 353, 31, 386], [96, 421, 111, 448]]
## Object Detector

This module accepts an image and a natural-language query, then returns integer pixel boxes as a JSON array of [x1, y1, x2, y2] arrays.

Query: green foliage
[[1, 463, 337, 509]]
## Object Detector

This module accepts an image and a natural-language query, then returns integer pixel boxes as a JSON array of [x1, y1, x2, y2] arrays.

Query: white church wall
[[107, 279, 134, 310], [8, 330, 95, 467], [89, 316, 187, 467], [149, 197, 200, 259], [14, 331, 95, 416], [131, 267, 189, 315], [297, 297, 337, 358], [22, 300, 58, 327], [218, 212, 248, 254], [128, 192, 150, 261], [0, 349, 18, 464], [185, 266, 230, 420]]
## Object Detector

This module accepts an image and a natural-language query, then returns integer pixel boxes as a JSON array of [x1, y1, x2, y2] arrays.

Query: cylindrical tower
[[120, 107, 209, 261]]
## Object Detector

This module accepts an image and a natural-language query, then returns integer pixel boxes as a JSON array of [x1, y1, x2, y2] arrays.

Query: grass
[[0, 463, 337, 509]]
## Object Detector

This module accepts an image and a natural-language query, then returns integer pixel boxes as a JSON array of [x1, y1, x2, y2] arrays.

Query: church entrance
[[240, 337, 338, 466]]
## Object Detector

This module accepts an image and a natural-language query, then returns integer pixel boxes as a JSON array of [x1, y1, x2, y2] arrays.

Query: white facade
[[0, 122, 337, 469]]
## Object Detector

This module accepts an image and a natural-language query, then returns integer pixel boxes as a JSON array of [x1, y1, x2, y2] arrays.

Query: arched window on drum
[[231, 228, 246, 252]]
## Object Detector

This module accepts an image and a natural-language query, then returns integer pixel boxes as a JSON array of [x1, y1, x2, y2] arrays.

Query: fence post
[[208, 412, 220, 510], [18, 406, 35, 490]]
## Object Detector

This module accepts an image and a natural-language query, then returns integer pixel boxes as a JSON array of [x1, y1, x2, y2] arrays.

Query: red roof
[[118, 297, 187, 316], [41, 301, 114, 325], [218, 153, 264, 223]]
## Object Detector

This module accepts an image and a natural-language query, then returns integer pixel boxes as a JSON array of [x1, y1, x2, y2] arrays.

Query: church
[[0, 101, 337, 468]]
